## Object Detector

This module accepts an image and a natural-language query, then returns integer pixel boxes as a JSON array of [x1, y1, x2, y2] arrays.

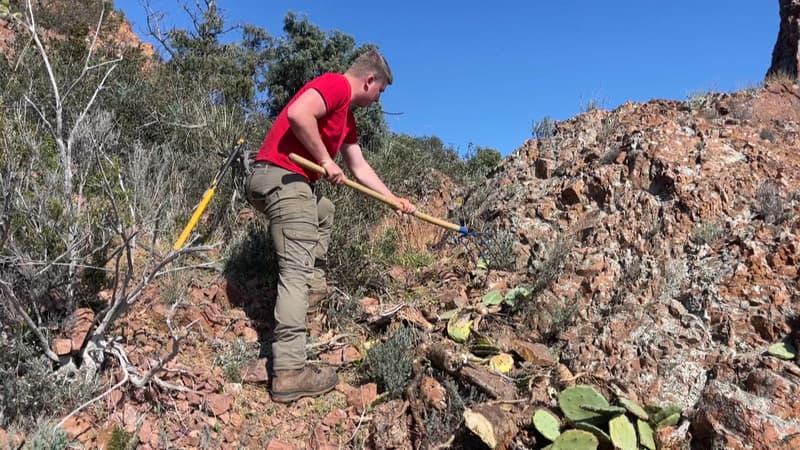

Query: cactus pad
[[558, 385, 610, 422], [768, 342, 797, 360], [618, 396, 649, 420], [552, 429, 599, 450], [650, 404, 681, 425], [656, 412, 681, 428], [573, 422, 612, 447], [638, 419, 656, 450], [609, 415, 637, 450], [533, 409, 561, 442], [580, 404, 627, 415]]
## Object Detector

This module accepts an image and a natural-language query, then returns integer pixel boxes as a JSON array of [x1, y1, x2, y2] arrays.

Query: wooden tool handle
[[289, 153, 467, 234]]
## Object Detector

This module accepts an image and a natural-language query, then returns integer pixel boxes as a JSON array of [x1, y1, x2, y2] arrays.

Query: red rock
[[69, 308, 95, 351], [52, 338, 73, 356], [241, 358, 269, 384], [205, 393, 234, 416], [420, 376, 447, 410], [510, 340, 556, 366], [323, 409, 348, 427], [266, 439, 297, 450], [61, 416, 92, 440], [344, 383, 378, 414]]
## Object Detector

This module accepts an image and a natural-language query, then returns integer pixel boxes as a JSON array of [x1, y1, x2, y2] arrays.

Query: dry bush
[[755, 180, 788, 225]]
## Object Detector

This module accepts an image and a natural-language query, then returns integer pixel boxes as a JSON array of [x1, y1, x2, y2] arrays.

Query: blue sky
[[115, 1, 778, 156]]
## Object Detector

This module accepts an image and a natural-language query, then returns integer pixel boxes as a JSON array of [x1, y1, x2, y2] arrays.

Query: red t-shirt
[[256, 73, 358, 182]]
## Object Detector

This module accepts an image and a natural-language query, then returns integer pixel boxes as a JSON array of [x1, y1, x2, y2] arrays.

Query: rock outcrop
[[768, 0, 800, 77]]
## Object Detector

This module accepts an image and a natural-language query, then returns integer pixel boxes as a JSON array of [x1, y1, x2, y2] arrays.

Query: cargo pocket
[[282, 228, 319, 271]]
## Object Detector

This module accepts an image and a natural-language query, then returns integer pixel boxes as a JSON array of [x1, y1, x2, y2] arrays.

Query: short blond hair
[[347, 50, 393, 85]]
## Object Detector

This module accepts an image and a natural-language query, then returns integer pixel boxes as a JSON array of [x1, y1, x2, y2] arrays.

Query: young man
[[246, 50, 415, 403]]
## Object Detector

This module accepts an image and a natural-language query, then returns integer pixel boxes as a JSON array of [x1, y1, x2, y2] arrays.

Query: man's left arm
[[340, 143, 416, 214]]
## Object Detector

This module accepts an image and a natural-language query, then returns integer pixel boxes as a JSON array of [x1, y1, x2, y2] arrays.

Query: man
[[245, 50, 416, 403]]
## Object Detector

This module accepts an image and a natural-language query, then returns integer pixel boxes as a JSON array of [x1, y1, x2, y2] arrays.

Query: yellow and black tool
[[173, 139, 246, 250]]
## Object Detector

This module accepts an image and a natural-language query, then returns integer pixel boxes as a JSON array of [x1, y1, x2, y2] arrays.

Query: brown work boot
[[271, 365, 338, 403]]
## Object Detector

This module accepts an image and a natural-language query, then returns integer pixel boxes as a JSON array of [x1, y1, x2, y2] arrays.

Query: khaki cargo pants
[[245, 164, 334, 370]]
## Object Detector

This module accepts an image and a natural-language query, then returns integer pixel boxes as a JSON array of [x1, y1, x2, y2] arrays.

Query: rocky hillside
[[464, 78, 800, 449], [2, 3, 799, 450], [10, 77, 797, 450]]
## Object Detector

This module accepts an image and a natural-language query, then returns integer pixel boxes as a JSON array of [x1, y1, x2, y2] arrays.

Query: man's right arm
[[287, 89, 346, 184]]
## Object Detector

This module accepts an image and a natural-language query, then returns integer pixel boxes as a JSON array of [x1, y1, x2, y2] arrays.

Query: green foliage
[[211, 338, 259, 383], [551, 429, 598, 450], [543, 384, 681, 450], [363, 325, 418, 398], [609, 415, 637, 450], [0, 330, 96, 430], [557, 385, 610, 422], [767, 341, 798, 360], [638, 419, 657, 450], [691, 221, 723, 246], [163, 2, 271, 112], [107, 425, 135, 450], [465, 145, 502, 179], [533, 408, 562, 442], [20, 421, 76, 450]]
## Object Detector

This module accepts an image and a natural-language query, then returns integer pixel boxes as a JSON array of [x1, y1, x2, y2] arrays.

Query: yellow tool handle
[[173, 185, 216, 250], [289, 153, 465, 233]]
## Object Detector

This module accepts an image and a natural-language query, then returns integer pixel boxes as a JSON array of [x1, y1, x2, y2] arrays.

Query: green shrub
[[0, 329, 96, 431], [363, 325, 418, 398], [20, 421, 75, 450], [211, 338, 259, 383], [107, 426, 135, 450], [691, 221, 723, 246]]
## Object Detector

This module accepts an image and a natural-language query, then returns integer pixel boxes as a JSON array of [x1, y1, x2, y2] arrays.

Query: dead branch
[[425, 340, 517, 400], [56, 353, 130, 430]]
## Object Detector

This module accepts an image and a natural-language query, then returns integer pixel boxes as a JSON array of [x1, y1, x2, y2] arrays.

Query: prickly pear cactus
[[551, 429, 599, 450], [618, 396, 649, 420], [533, 409, 561, 442], [574, 422, 612, 447], [638, 419, 657, 450], [609, 415, 637, 450], [651, 404, 682, 428], [768, 342, 797, 360], [557, 385, 609, 422], [580, 404, 627, 415]]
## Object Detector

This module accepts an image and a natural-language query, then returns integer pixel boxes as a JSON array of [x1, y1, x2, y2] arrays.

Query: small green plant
[[691, 221, 723, 246], [480, 229, 518, 271], [21, 421, 76, 450], [394, 249, 436, 269], [211, 338, 259, 383], [533, 408, 562, 441], [108, 425, 135, 450], [363, 325, 418, 398]]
